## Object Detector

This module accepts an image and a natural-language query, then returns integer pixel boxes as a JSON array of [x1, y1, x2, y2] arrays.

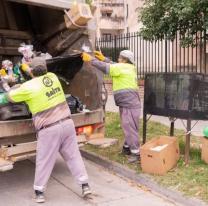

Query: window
[[107, 13, 112, 17], [102, 13, 107, 17], [101, 12, 112, 18], [103, 34, 111, 42]]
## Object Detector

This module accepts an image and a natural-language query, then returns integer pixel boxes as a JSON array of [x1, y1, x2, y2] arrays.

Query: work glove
[[93, 51, 105, 61], [20, 63, 29, 71], [82, 53, 92, 62]]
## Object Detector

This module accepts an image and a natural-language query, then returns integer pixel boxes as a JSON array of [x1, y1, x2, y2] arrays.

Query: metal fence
[[96, 32, 208, 79]]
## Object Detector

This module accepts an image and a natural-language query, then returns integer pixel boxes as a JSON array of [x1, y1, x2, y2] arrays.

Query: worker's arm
[[90, 58, 122, 76], [82, 53, 121, 76], [93, 51, 115, 64], [9, 84, 21, 90], [90, 57, 111, 74], [103, 57, 115, 64], [6, 84, 31, 103]]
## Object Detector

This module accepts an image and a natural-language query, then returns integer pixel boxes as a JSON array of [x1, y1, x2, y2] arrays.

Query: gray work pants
[[119, 107, 141, 155], [34, 119, 88, 192]]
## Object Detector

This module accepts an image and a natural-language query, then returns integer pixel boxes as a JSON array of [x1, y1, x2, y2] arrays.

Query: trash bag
[[203, 125, 208, 138], [65, 94, 83, 114], [46, 54, 83, 81]]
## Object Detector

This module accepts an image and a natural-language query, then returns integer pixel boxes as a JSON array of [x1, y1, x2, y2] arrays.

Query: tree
[[86, 0, 93, 10], [136, 0, 208, 47]]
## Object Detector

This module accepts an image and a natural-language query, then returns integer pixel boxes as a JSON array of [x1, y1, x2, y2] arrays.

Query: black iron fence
[[96, 32, 208, 79]]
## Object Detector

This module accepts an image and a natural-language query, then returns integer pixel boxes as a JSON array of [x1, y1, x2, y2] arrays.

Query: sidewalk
[[106, 95, 207, 137], [0, 156, 175, 206]]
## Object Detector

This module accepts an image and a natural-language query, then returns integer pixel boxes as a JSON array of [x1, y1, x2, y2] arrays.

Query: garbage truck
[[0, 0, 106, 171]]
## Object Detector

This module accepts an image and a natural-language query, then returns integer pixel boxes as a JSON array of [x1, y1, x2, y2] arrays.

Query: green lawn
[[84, 112, 208, 202]]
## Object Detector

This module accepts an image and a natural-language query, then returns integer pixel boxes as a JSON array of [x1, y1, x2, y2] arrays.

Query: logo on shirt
[[43, 77, 53, 87], [46, 87, 61, 98]]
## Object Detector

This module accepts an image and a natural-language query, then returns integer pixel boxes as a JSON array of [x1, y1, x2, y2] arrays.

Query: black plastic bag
[[65, 94, 83, 114], [46, 54, 83, 81]]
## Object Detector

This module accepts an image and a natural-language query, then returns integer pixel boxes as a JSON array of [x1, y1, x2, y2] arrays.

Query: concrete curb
[[80, 148, 208, 206]]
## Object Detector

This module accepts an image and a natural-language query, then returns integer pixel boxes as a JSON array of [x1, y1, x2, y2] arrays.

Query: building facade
[[124, 0, 143, 33], [92, 0, 143, 39], [92, 0, 125, 39]]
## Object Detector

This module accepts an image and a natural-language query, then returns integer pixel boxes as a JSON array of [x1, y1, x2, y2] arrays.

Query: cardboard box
[[64, 3, 93, 29], [140, 136, 180, 175], [201, 137, 208, 164]]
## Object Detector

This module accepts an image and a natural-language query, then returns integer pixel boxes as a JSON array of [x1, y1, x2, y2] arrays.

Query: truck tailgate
[[0, 109, 104, 138]]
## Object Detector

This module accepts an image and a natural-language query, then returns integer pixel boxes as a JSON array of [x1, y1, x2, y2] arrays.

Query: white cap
[[120, 50, 135, 64]]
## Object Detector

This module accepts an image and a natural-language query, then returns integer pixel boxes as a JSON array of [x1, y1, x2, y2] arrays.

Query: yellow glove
[[0, 69, 7, 76], [20, 63, 29, 71], [72, 1, 77, 7], [93, 51, 105, 61], [82, 53, 92, 62]]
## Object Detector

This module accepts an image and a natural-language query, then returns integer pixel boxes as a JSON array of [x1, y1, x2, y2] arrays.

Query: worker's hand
[[20, 63, 29, 71], [93, 51, 105, 61], [82, 53, 92, 62]]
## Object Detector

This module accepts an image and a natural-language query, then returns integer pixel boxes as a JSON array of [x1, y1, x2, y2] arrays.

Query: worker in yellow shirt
[[82, 50, 141, 164], [6, 57, 91, 203]]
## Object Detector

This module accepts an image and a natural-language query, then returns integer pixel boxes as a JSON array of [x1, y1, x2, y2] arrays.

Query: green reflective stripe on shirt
[[109, 63, 138, 91], [8, 73, 66, 114]]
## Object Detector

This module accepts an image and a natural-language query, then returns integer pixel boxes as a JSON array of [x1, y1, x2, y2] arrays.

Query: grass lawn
[[84, 112, 208, 202]]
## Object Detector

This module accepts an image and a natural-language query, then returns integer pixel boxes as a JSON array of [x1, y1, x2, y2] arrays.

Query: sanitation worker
[[82, 50, 141, 164], [6, 57, 91, 203]]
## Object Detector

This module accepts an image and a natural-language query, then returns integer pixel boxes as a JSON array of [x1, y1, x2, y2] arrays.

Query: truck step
[[0, 141, 37, 158], [0, 158, 13, 172], [9, 151, 36, 162]]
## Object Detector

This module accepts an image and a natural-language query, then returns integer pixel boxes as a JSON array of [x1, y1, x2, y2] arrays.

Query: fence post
[[114, 35, 117, 62], [165, 38, 167, 73]]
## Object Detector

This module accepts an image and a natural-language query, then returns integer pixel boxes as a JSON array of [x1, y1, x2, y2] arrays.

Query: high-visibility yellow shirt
[[8, 73, 66, 114], [109, 63, 138, 92]]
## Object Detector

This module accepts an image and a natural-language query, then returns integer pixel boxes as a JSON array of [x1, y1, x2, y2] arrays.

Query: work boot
[[82, 183, 92, 197], [119, 146, 131, 156], [126, 154, 141, 164], [31, 190, 45, 203]]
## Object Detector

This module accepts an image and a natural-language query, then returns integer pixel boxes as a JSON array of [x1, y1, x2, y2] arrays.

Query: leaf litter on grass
[[84, 112, 208, 202]]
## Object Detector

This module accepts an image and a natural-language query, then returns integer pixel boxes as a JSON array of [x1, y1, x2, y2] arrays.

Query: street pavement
[[106, 95, 208, 137], [0, 155, 175, 206]]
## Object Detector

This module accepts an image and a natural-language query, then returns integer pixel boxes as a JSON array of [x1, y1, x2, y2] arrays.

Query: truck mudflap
[[0, 109, 104, 138]]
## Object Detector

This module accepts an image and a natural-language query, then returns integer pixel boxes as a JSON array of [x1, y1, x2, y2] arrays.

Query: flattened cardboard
[[140, 136, 180, 175], [64, 3, 93, 29], [87, 138, 118, 148]]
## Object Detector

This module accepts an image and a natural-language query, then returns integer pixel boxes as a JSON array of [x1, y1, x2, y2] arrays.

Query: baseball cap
[[120, 50, 135, 64], [28, 57, 46, 69]]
